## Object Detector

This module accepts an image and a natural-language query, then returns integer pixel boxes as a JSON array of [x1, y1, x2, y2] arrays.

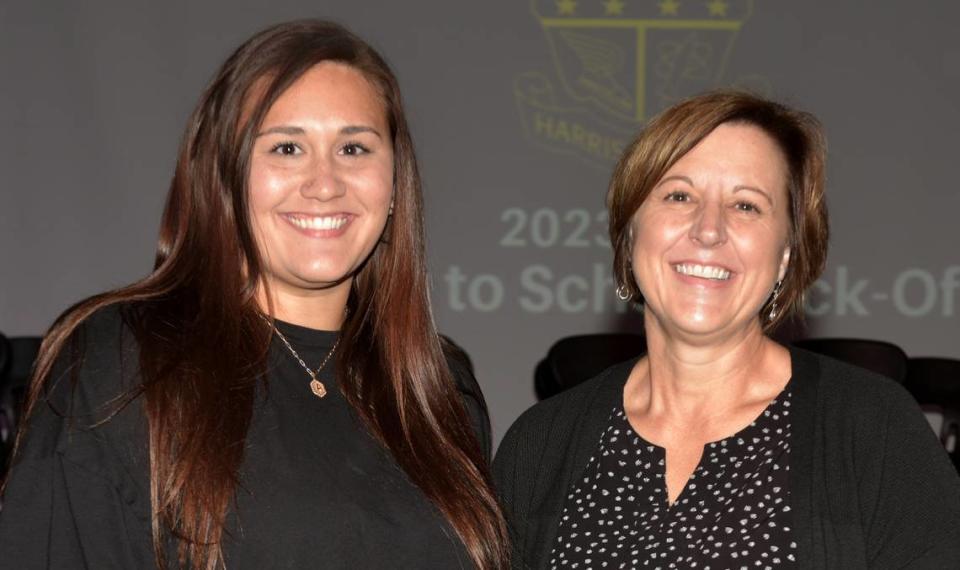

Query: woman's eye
[[665, 191, 690, 203], [734, 201, 761, 214], [341, 142, 370, 156], [270, 142, 301, 156]]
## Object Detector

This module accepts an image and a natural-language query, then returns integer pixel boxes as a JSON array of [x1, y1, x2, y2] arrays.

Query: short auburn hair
[[607, 90, 829, 331]]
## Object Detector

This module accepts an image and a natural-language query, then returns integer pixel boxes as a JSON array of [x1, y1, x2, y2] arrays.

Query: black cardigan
[[493, 346, 960, 569]]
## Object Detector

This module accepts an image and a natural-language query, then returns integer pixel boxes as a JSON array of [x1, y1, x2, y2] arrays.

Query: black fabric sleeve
[[445, 347, 492, 462], [0, 453, 152, 568], [492, 415, 538, 570], [862, 383, 960, 568], [0, 307, 153, 569]]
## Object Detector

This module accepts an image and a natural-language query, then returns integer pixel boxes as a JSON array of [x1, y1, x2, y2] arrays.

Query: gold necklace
[[264, 317, 340, 398]]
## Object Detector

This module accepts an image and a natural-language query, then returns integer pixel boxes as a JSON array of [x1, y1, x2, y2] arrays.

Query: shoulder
[[15, 303, 147, 471], [790, 347, 934, 453], [64, 302, 139, 370], [792, 349, 960, 559], [77, 303, 140, 360], [492, 356, 635, 527], [44, 303, 143, 417], [441, 336, 482, 402], [793, 347, 919, 418], [440, 336, 492, 458], [496, 357, 635, 464]]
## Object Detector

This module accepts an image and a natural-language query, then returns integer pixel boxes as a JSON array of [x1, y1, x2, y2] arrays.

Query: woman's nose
[[688, 202, 727, 247], [300, 158, 346, 200]]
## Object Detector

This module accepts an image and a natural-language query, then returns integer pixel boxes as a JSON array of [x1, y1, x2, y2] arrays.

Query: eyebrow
[[341, 125, 382, 138], [733, 185, 774, 206], [655, 175, 694, 187], [256, 124, 383, 138]]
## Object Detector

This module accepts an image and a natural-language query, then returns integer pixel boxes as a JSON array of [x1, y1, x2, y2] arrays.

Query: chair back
[[536, 333, 646, 400], [0, 332, 11, 450], [905, 357, 960, 408], [905, 357, 960, 471], [0, 332, 9, 379], [1, 335, 43, 470]]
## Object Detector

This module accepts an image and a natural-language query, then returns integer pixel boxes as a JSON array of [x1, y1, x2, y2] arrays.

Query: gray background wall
[[2, 1, 958, 444]]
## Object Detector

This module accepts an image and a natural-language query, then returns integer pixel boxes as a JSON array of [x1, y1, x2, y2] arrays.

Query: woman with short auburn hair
[[495, 90, 960, 569], [607, 90, 829, 330], [0, 19, 509, 570]]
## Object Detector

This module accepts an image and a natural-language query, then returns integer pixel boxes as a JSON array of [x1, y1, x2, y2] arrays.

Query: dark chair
[[535, 333, 646, 400], [1, 335, 43, 476], [0, 332, 8, 378], [905, 357, 960, 471], [0, 332, 11, 447], [920, 405, 960, 470], [793, 338, 908, 383], [905, 357, 960, 409]]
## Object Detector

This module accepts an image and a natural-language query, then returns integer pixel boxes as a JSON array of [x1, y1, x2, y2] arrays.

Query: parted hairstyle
[[3, 20, 509, 570], [607, 90, 829, 331]]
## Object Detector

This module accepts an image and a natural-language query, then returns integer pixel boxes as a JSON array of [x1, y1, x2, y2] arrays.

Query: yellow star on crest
[[706, 0, 728, 17], [556, 0, 577, 15], [604, 0, 626, 15], [659, 0, 681, 16]]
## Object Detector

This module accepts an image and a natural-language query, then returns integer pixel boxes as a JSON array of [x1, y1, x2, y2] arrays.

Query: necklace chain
[[260, 314, 340, 398]]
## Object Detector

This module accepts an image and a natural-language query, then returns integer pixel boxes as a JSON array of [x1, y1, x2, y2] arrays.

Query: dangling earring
[[616, 284, 631, 301], [768, 280, 783, 321]]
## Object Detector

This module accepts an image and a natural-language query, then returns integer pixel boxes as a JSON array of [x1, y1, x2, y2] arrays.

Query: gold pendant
[[309, 379, 327, 398]]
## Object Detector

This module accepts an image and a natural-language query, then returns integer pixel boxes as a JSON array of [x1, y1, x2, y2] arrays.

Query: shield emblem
[[531, 0, 754, 122]]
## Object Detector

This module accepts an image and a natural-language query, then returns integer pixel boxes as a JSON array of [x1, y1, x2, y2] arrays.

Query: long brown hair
[[4, 20, 509, 569], [607, 90, 829, 331]]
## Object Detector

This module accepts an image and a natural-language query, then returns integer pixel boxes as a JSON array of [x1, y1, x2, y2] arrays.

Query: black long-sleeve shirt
[[0, 306, 489, 569]]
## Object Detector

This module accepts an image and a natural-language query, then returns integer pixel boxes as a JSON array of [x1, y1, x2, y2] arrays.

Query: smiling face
[[248, 62, 394, 305], [630, 122, 792, 340]]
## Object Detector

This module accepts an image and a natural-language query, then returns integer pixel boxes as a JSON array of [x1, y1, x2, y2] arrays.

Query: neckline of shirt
[[272, 318, 339, 350], [617, 376, 794, 451]]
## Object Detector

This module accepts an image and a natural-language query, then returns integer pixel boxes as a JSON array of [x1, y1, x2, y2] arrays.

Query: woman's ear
[[777, 246, 791, 282]]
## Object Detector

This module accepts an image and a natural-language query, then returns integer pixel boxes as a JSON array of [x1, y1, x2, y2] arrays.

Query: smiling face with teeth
[[247, 62, 394, 311], [630, 122, 792, 340]]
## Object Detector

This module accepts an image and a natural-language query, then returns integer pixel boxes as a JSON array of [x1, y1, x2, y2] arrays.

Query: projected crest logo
[[516, 0, 754, 165]]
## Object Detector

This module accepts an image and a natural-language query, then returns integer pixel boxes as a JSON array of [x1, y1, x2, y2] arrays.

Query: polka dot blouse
[[549, 388, 795, 569]]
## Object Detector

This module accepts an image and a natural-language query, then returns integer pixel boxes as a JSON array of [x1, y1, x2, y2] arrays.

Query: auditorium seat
[[793, 338, 908, 383], [905, 357, 960, 408], [0, 332, 9, 381], [535, 333, 646, 400], [0, 334, 42, 476], [0, 332, 11, 452], [905, 357, 960, 470], [921, 405, 959, 469]]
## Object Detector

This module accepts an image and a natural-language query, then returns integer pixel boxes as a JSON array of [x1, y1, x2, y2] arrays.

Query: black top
[[493, 347, 960, 569], [549, 389, 794, 569], [0, 306, 488, 569]]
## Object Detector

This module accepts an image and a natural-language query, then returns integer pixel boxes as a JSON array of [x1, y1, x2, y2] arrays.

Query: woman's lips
[[673, 263, 731, 280], [672, 262, 736, 288], [281, 213, 354, 237]]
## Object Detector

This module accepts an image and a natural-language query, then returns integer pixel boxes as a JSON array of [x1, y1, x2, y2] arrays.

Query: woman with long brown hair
[[0, 19, 509, 569]]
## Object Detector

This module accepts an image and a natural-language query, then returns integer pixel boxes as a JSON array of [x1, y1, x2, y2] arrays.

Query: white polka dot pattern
[[548, 390, 795, 569]]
